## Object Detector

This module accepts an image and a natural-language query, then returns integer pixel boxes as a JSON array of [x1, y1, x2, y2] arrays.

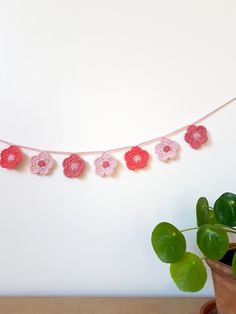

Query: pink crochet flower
[[94, 152, 117, 177], [124, 146, 149, 170], [30, 152, 55, 175], [0, 145, 23, 169], [155, 137, 179, 161], [184, 124, 208, 149], [62, 154, 85, 178]]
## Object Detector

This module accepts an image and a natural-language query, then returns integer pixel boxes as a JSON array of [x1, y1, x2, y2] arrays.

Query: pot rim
[[206, 243, 236, 281], [200, 299, 216, 314]]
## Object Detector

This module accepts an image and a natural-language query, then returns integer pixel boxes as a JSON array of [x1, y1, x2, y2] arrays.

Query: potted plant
[[151, 192, 236, 314]]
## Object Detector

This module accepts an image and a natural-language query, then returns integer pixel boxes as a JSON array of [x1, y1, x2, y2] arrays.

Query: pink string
[[0, 97, 235, 156]]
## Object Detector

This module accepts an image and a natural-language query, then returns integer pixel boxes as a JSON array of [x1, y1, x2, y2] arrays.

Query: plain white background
[[0, 0, 236, 296]]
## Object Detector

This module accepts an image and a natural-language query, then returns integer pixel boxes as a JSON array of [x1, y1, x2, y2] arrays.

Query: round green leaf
[[214, 192, 236, 227], [151, 222, 186, 263], [207, 210, 217, 225], [197, 225, 229, 260], [232, 252, 236, 278], [170, 252, 207, 292], [196, 197, 209, 227]]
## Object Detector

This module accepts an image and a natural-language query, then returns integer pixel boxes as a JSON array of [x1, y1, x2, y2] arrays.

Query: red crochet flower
[[184, 124, 208, 149], [0, 145, 23, 169], [124, 146, 149, 170], [62, 153, 85, 178]]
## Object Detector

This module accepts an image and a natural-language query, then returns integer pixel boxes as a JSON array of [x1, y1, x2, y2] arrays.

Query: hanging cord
[[0, 96, 235, 156]]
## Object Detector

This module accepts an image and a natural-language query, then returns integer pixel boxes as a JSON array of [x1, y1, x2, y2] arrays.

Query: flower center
[[133, 155, 141, 162], [70, 162, 78, 171], [102, 161, 110, 168], [163, 145, 171, 153], [193, 132, 201, 141], [38, 160, 46, 167], [7, 154, 15, 161]]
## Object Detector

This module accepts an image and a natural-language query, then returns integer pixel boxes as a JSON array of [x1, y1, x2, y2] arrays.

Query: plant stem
[[180, 227, 198, 232], [217, 224, 236, 231], [223, 229, 236, 235], [180, 225, 236, 234]]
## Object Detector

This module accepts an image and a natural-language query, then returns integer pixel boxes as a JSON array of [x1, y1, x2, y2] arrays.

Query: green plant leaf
[[151, 222, 186, 263], [232, 252, 236, 277], [207, 210, 217, 225], [170, 252, 207, 292], [214, 192, 236, 227], [197, 225, 229, 260], [196, 197, 209, 227]]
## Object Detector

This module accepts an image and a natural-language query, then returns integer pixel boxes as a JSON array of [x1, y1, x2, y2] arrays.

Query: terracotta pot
[[200, 300, 217, 314], [206, 244, 236, 314]]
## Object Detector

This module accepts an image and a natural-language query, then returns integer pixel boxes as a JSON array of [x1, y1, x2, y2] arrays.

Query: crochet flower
[[124, 146, 149, 170], [184, 124, 208, 149], [0, 145, 23, 169], [62, 153, 85, 178], [30, 151, 54, 175], [94, 152, 117, 177], [155, 137, 179, 161]]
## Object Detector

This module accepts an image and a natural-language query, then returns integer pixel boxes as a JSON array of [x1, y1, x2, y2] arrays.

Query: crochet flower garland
[[184, 125, 208, 149], [0, 145, 22, 169], [124, 146, 149, 170], [155, 137, 179, 162], [62, 154, 86, 178], [30, 152, 55, 175], [0, 124, 209, 178], [94, 152, 117, 177]]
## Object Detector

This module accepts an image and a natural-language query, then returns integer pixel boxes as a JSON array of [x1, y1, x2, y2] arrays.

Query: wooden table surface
[[0, 297, 212, 314]]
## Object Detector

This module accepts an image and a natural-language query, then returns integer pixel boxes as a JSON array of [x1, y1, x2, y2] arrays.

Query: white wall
[[0, 0, 236, 296]]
